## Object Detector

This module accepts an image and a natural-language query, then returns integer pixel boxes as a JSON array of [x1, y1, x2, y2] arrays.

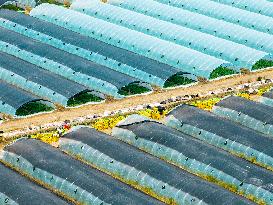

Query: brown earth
[[1, 69, 273, 133]]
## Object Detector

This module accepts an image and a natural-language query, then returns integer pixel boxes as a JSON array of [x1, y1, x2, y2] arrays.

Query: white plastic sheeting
[[0, 17, 166, 87], [165, 114, 273, 171], [0, 192, 18, 205], [0, 150, 108, 205], [113, 115, 273, 204], [157, 0, 273, 35], [0, 41, 121, 98], [211, 0, 273, 17], [114, 0, 273, 55], [0, 66, 68, 105], [71, 0, 269, 69], [59, 138, 206, 205], [30, 4, 232, 79]]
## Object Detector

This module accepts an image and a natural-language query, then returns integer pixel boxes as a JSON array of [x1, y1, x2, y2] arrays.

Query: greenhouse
[[1, 0, 273, 117], [112, 115, 273, 204], [0, 40, 126, 99], [114, 0, 273, 57], [0, 27, 149, 98], [213, 96, 273, 137], [3, 138, 163, 205], [61, 127, 251, 205], [0, 163, 69, 205], [61, 128, 205, 205], [0, 65, 67, 105], [0, 80, 54, 116], [72, 0, 270, 69], [0, 192, 17, 205], [0, 10, 192, 88], [157, 0, 273, 35], [260, 89, 273, 108], [211, 0, 273, 17], [166, 104, 273, 170], [0, 52, 94, 106], [30, 4, 234, 79]]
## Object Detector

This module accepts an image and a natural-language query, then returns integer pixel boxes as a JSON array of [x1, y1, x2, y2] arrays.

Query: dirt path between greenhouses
[[1, 69, 273, 134]]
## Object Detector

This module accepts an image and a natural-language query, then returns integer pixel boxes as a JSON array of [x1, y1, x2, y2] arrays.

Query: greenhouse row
[[211, 0, 273, 17], [1, 0, 273, 117], [0, 163, 69, 205], [2, 92, 273, 204], [0, 129, 252, 205], [71, 0, 269, 68]]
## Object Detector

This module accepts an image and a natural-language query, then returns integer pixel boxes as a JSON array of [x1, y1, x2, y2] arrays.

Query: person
[[57, 127, 63, 137], [157, 106, 166, 115], [63, 123, 71, 130], [63, 120, 71, 130]]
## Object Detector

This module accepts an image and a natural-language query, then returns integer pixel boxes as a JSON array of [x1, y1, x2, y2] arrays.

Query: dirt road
[[1, 69, 273, 133]]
